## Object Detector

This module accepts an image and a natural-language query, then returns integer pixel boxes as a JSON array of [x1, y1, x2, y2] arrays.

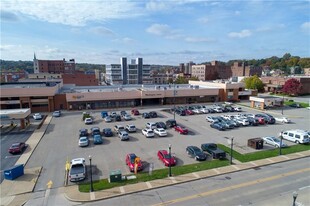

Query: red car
[[125, 153, 143, 172], [8, 142, 26, 154], [185, 109, 194, 115], [174, 126, 188, 134], [157, 150, 176, 166], [131, 109, 140, 116], [256, 117, 265, 124]]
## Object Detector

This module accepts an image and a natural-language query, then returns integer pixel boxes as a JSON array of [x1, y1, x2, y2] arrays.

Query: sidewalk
[[64, 150, 310, 203], [0, 116, 52, 206]]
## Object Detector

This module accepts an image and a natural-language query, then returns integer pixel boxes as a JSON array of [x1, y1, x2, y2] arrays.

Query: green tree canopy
[[243, 75, 264, 91]]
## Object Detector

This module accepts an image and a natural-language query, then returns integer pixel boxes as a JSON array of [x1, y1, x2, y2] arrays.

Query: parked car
[[201, 143, 226, 159], [185, 109, 194, 115], [280, 130, 310, 144], [186, 146, 207, 161], [33, 113, 43, 120], [149, 111, 158, 118], [142, 128, 155, 138], [154, 128, 167, 137], [69, 158, 86, 182], [120, 110, 127, 117], [101, 111, 108, 118], [210, 122, 225, 131], [8, 142, 26, 154], [233, 107, 242, 112], [213, 107, 223, 113], [289, 103, 301, 108], [114, 125, 125, 133], [235, 118, 250, 126], [262, 136, 287, 148], [79, 128, 88, 137], [275, 117, 291, 123], [174, 126, 188, 134], [131, 109, 140, 115], [247, 117, 259, 126], [52, 111, 61, 117], [200, 108, 209, 114], [125, 153, 143, 172], [78, 137, 89, 147], [84, 117, 93, 125], [146, 122, 157, 130], [104, 116, 112, 123], [93, 134, 103, 144], [110, 111, 117, 118], [123, 114, 132, 121], [156, 121, 167, 129], [126, 124, 137, 133], [115, 115, 122, 121], [102, 128, 113, 137], [142, 112, 150, 119], [256, 117, 265, 124], [206, 116, 216, 123], [157, 150, 176, 166], [118, 130, 129, 141], [91, 127, 101, 136], [166, 119, 177, 128]]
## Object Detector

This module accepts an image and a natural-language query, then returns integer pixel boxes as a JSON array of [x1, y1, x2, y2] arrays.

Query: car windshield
[[192, 147, 201, 153], [11, 143, 20, 148], [163, 154, 171, 159], [158, 129, 164, 132], [271, 137, 280, 143], [130, 155, 136, 163], [80, 137, 87, 141], [105, 128, 111, 132]]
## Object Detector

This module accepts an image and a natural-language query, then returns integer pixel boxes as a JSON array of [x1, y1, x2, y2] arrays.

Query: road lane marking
[[5, 155, 20, 159], [152, 167, 310, 206]]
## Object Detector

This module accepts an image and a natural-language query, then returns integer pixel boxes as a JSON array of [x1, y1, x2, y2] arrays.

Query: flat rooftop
[[60, 84, 220, 93], [1, 82, 60, 88], [0, 108, 30, 115]]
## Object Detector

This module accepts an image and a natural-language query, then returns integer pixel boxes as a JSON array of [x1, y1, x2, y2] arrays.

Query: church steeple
[[34, 52, 36, 60]]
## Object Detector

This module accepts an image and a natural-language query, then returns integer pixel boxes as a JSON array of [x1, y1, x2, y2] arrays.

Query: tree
[[282, 78, 302, 96], [243, 75, 264, 91], [174, 76, 188, 84]]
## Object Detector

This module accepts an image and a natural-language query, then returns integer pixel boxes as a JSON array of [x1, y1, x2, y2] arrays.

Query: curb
[[64, 151, 310, 202]]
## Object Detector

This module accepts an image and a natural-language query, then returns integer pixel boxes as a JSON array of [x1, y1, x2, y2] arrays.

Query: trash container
[[248, 138, 264, 150], [4, 164, 24, 180], [109, 170, 122, 183]]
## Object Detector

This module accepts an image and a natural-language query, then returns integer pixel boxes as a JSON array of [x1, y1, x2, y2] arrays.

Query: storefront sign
[[72, 95, 85, 100]]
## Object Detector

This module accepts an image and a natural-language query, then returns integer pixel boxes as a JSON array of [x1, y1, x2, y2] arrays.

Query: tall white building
[[105, 57, 151, 85]]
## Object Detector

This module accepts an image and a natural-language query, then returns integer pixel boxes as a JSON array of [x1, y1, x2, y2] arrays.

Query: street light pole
[[230, 137, 234, 165], [279, 131, 283, 156], [168, 144, 172, 177], [292, 191, 298, 206], [89, 155, 94, 192], [173, 82, 176, 121], [281, 95, 284, 115]]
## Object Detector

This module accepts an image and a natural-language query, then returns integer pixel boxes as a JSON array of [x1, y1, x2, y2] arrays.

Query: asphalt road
[[25, 103, 310, 191], [82, 157, 310, 206]]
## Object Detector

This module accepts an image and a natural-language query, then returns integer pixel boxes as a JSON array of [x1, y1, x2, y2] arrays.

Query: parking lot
[[21, 102, 310, 191]]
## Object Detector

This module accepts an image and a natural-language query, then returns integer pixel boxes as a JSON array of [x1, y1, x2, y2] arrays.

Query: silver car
[[262, 136, 287, 148], [78, 136, 89, 147]]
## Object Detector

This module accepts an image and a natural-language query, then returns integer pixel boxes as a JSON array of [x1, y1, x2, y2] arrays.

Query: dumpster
[[109, 170, 122, 183], [4, 164, 24, 180], [248, 138, 264, 150]]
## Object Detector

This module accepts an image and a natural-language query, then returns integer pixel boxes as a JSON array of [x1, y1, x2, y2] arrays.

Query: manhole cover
[[225, 176, 231, 180], [253, 167, 261, 170]]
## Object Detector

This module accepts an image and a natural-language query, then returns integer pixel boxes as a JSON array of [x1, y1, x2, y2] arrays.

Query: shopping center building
[[0, 80, 252, 112]]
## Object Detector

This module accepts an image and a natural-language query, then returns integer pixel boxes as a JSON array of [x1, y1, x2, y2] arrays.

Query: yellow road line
[[152, 168, 310, 206]]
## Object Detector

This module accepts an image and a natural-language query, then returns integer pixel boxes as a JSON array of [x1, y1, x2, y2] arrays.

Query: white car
[[78, 136, 89, 147], [200, 108, 209, 114], [262, 136, 287, 148], [146, 122, 157, 130], [206, 116, 216, 123], [235, 118, 249, 126], [142, 128, 155, 138], [126, 124, 136, 132], [192, 108, 202, 114], [233, 107, 242, 112], [213, 107, 223, 113], [275, 117, 291, 123], [84, 118, 93, 124], [154, 128, 167, 137], [123, 114, 132, 121], [33, 113, 43, 120]]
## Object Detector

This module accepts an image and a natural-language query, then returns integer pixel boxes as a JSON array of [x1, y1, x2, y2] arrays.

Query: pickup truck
[[201, 143, 226, 159], [69, 158, 86, 182]]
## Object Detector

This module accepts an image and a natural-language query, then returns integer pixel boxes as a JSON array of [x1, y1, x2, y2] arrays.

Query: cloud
[[184, 37, 214, 43], [146, 23, 182, 39], [0, 44, 16, 51], [89, 26, 115, 36], [3, 1, 142, 26], [197, 17, 209, 24], [301, 22, 310, 30], [0, 10, 19, 22], [145, 0, 170, 11], [228, 29, 252, 38], [256, 24, 285, 32], [235, 10, 240, 15], [112, 37, 134, 43]]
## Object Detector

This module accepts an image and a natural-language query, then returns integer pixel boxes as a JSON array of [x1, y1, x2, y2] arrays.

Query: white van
[[280, 130, 310, 144]]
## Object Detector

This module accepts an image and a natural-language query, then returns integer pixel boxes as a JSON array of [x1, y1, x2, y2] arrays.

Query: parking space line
[[146, 181, 153, 188], [192, 172, 200, 178], [90, 192, 95, 200], [120, 186, 125, 194], [169, 176, 178, 183]]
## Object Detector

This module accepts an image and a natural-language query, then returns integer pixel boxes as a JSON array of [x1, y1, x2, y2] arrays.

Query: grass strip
[[79, 159, 229, 192], [217, 144, 310, 163]]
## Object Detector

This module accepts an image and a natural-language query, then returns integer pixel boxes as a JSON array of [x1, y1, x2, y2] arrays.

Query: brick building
[[191, 61, 231, 81], [261, 76, 310, 94], [33, 54, 75, 74], [0, 70, 27, 82], [231, 62, 262, 77]]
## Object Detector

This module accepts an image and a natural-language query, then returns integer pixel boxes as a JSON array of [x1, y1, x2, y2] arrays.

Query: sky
[[1, 0, 310, 65]]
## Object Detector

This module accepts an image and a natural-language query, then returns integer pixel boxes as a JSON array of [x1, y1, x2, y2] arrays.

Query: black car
[[156, 122, 167, 129], [210, 122, 225, 131], [166, 119, 177, 128], [142, 112, 150, 119], [289, 103, 300, 108], [91, 127, 101, 136], [115, 115, 122, 121], [247, 117, 259, 126], [149, 111, 158, 118], [201, 143, 226, 159], [120, 111, 127, 117], [102, 128, 113, 137], [79, 128, 88, 137], [186, 146, 207, 161], [176, 109, 186, 116]]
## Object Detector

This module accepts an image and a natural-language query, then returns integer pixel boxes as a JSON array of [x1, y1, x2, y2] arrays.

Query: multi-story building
[[0, 70, 27, 82], [303, 68, 310, 76], [261, 76, 310, 94], [191, 61, 231, 81], [231, 62, 262, 77], [105, 57, 151, 85], [33, 53, 75, 74]]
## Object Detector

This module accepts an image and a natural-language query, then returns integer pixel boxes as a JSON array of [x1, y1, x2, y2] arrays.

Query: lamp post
[[89, 155, 94, 192], [281, 95, 284, 115], [292, 191, 298, 206], [168, 144, 172, 177], [173, 82, 176, 121], [279, 131, 283, 156], [227, 137, 234, 165]]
